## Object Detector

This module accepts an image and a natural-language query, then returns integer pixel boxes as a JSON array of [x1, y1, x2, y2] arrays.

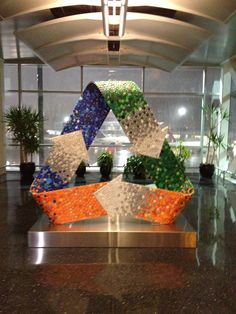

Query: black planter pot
[[133, 170, 146, 180], [100, 164, 112, 181], [75, 163, 86, 178], [20, 162, 35, 185], [75, 162, 86, 185], [199, 163, 215, 179]]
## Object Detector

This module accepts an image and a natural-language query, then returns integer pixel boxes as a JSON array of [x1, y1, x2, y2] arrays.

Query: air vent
[[108, 41, 120, 52], [109, 25, 119, 37]]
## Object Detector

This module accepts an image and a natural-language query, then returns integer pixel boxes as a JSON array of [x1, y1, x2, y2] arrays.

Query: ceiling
[[0, 0, 236, 71]]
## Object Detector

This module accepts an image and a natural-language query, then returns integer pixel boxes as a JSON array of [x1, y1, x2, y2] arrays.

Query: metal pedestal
[[28, 214, 196, 248]]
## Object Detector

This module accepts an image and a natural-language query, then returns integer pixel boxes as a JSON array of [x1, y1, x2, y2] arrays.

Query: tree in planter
[[4, 105, 43, 184], [200, 102, 229, 178], [97, 151, 113, 181], [124, 155, 147, 180]]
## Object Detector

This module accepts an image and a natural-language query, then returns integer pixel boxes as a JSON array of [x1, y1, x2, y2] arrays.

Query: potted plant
[[4, 105, 43, 184], [75, 160, 87, 185], [172, 141, 191, 171], [75, 160, 87, 178], [97, 151, 113, 180], [124, 155, 147, 180], [200, 102, 229, 179]]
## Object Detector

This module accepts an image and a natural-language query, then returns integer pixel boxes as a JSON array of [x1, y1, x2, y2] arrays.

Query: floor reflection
[[0, 172, 236, 313]]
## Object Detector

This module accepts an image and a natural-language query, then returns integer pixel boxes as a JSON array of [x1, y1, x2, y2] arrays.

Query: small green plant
[[97, 151, 113, 168], [4, 105, 44, 163], [203, 102, 229, 164], [124, 155, 146, 179], [172, 141, 191, 166]]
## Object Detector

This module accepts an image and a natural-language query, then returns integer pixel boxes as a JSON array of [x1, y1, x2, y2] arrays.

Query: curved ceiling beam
[[51, 54, 108, 71], [57, 60, 174, 72], [15, 13, 103, 50], [21, 33, 183, 71], [121, 55, 176, 71], [121, 39, 188, 61], [44, 38, 180, 66], [37, 38, 189, 66], [37, 33, 190, 53], [47, 47, 178, 68], [0, 1, 101, 19], [0, 0, 235, 23], [128, 0, 236, 23], [16, 12, 209, 51], [50, 49, 111, 63], [50, 53, 176, 72], [38, 40, 107, 61], [15, 12, 213, 71], [127, 11, 209, 31]]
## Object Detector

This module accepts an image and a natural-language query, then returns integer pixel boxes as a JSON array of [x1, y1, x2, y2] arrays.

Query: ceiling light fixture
[[101, 0, 128, 38]]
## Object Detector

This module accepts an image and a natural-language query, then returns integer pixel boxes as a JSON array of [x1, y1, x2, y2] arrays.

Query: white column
[[0, 59, 5, 175], [219, 62, 231, 170]]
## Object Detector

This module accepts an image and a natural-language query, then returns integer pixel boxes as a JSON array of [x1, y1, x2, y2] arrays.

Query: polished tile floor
[[0, 172, 235, 314]]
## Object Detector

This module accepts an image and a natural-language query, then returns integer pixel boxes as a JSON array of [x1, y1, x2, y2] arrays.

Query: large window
[[43, 67, 81, 91], [145, 67, 203, 93], [4, 64, 18, 90], [4, 64, 222, 169], [83, 66, 143, 89], [43, 93, 79, 143], [21, 65, 38, 90]]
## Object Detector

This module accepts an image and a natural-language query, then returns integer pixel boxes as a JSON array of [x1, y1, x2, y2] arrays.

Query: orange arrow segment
[[32, 182, 108, 224]]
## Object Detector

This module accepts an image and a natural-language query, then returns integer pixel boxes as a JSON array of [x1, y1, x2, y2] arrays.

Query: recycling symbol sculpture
[[30, 81, 194, 225]]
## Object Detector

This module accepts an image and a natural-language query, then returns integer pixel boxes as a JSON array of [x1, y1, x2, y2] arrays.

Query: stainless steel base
[[28, 214, 196, 248]]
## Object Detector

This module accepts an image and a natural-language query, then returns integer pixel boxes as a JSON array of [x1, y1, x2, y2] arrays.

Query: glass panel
[[90, 111, 131, 168], [5, 145, 20, 166], [6, 145, 40, 166], [43, 93, 80, 143], [4, 92, 18, 111], [39, 145, 50, 166], [228, 97, 236, 169], [1, 22, 18, 59], [202, 96, 221, 163], [43, 66, 81, 91], [39, 145, 132, 169], [19, 41, 36, 58], [4, 64, 18, 90], [5, 82, 39, 161], [21, 92, 38, 111], [93, 111, 130, 145], [145, 67, 203, 93], [231, 74, 236, 93], [145, 95, 202, 167], [21, 65, 38, 90], [4, 94, 19, 145], [205, 67, 221, 94], [83, 66, 143, 90], [88, 146, 132, 167]]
